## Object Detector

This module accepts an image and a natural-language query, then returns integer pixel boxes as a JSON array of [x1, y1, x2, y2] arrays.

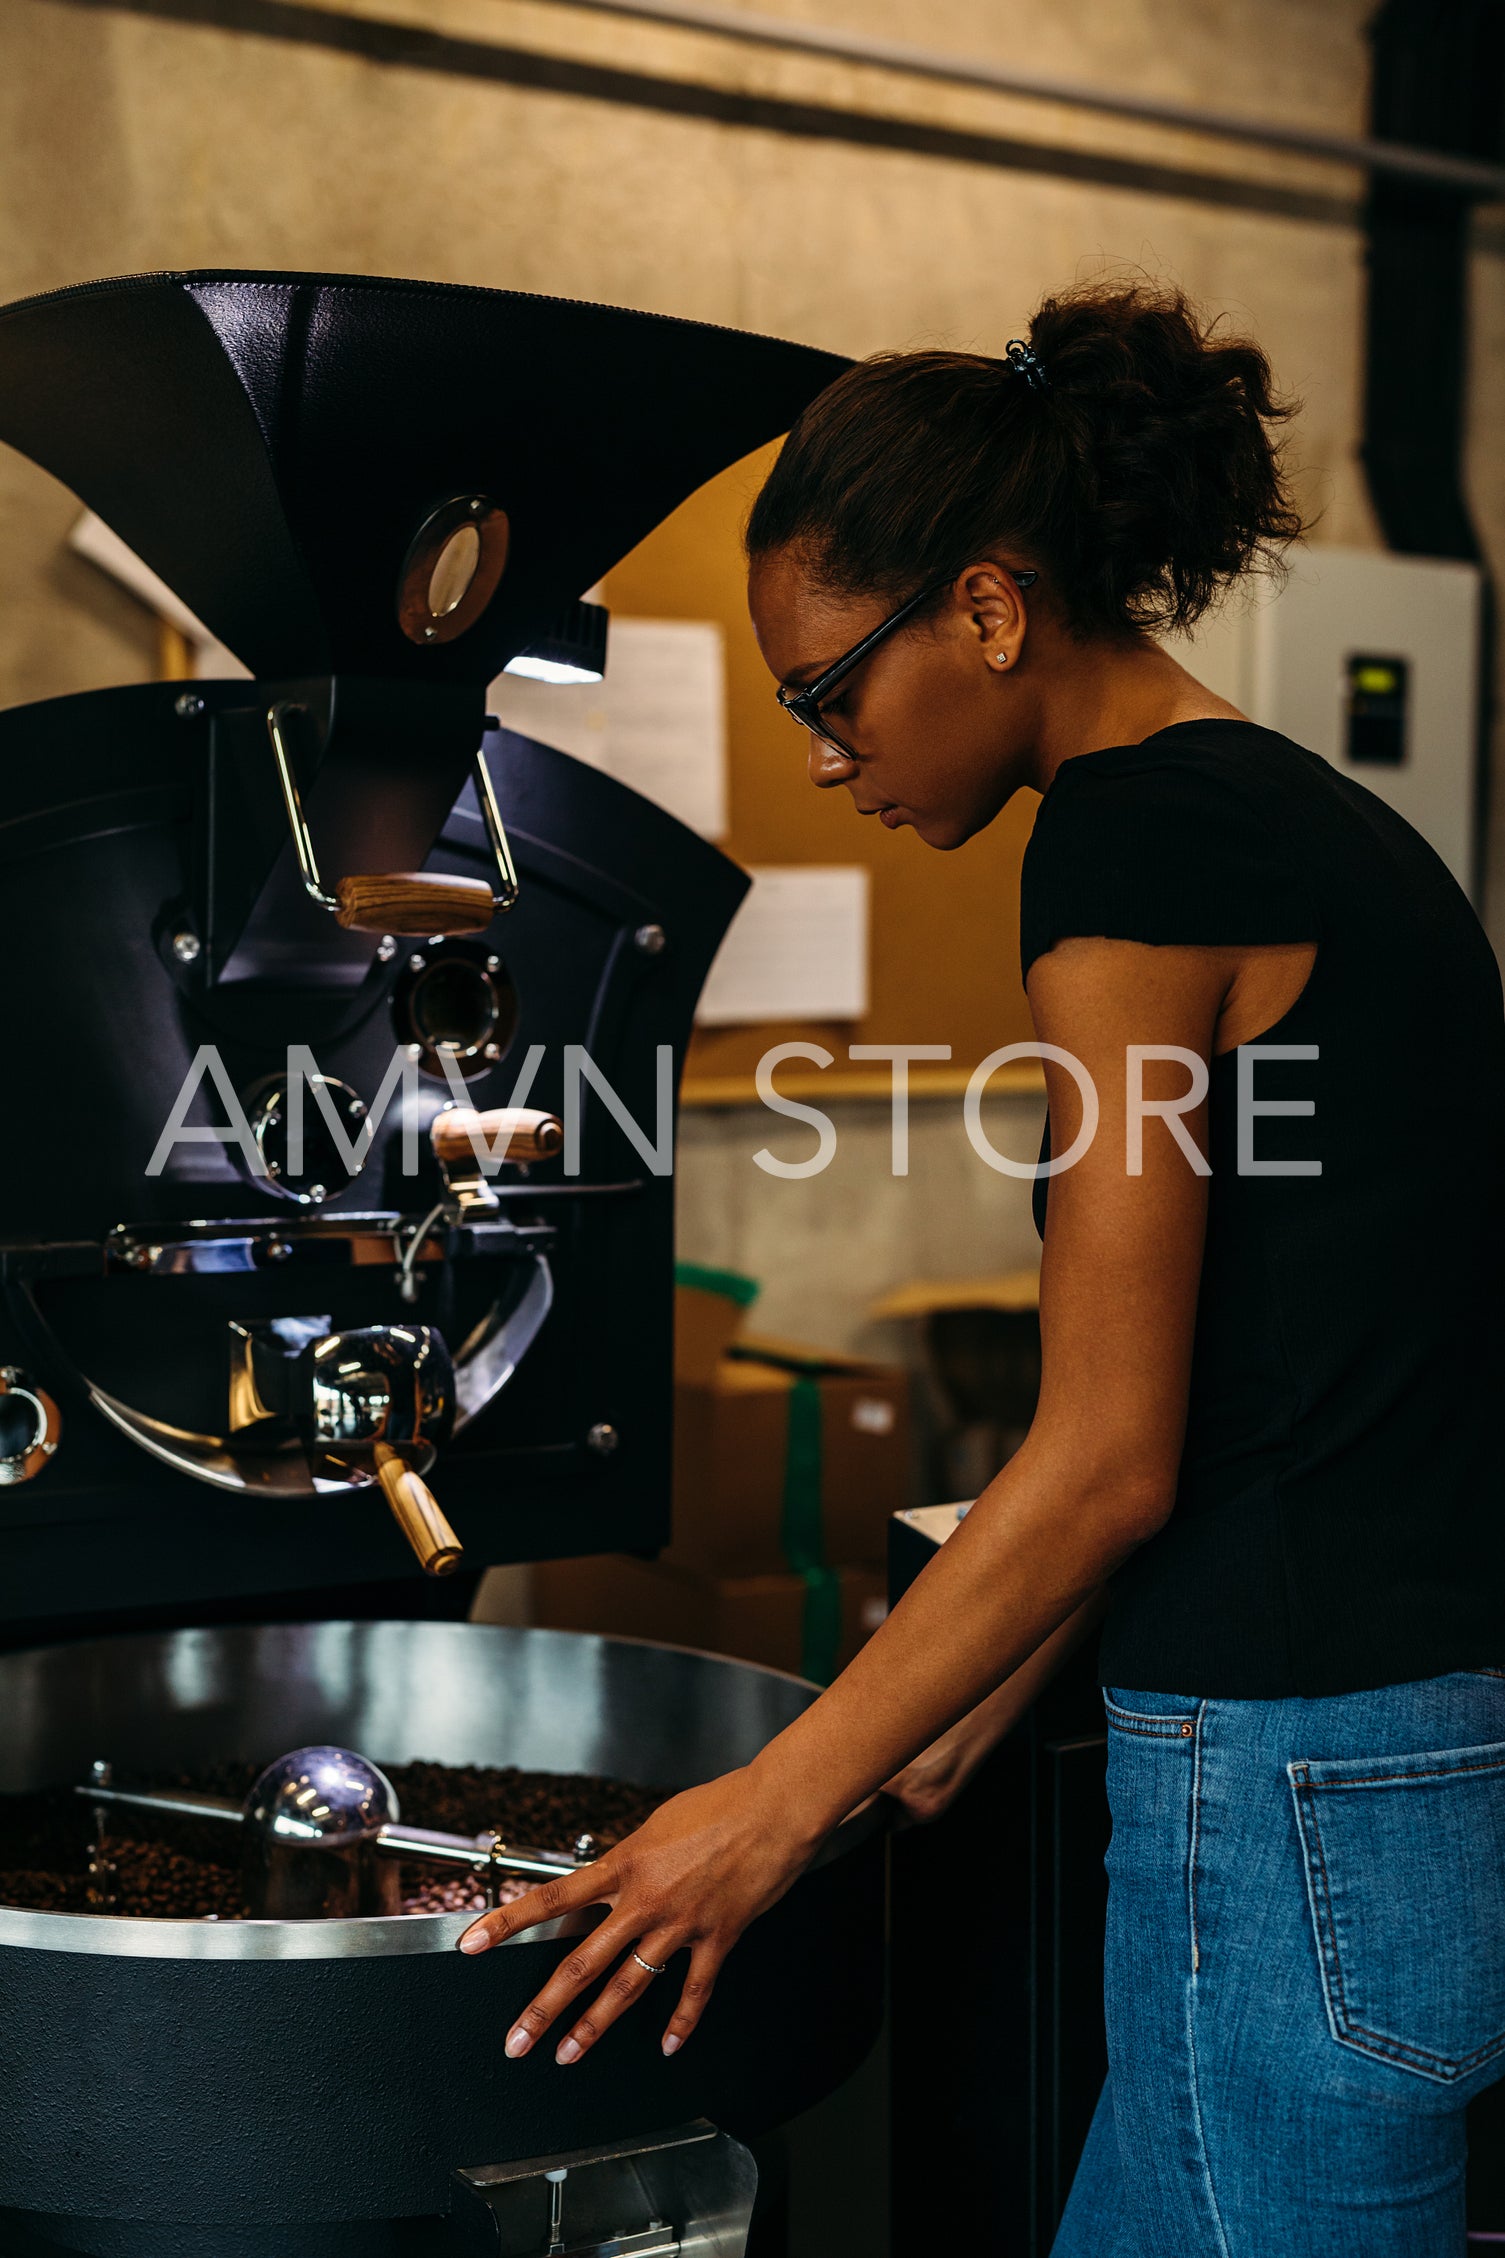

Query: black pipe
[[1361, 0, 1504, 556], [1362, 0, 1504, 908]]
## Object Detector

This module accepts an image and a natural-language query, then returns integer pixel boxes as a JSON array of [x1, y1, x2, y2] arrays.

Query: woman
[[459, 281, 1505, 2253]]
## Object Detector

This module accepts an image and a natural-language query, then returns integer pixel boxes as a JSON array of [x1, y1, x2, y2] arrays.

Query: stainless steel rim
[[0, 1620, 883, 1959], [0, 1902, 580, 1959]]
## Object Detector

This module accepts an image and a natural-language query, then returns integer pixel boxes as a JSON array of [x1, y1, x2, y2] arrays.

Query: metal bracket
[[0, 1184, 643, 1287], [268, 701, 519, 921], [449, 2122, 756, 2258]]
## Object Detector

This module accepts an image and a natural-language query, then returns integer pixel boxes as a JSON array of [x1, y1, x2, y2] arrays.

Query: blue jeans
[[1050, 1669, 1505, 2257]]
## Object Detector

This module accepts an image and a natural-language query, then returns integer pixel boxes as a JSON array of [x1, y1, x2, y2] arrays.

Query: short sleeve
[[1018, 746, 1321, 984]]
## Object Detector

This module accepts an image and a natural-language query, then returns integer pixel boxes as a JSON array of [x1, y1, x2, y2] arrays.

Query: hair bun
[[1018, 280, 1302, 630], [746, 276, 1303, 639]]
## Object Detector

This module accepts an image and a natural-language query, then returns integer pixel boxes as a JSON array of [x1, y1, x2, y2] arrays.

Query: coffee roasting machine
[[0, 271, 887, 2257]]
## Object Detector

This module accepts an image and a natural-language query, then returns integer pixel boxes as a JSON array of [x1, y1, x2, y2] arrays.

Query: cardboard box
[[673, 1261, 761, 1385], [868, 1268, 1040, 1321], [663, 1332, 912, 1580], [534, 1551, 889, 1684]]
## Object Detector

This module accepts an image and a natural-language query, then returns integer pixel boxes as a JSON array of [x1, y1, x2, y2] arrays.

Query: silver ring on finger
[[631, 1948, 669, 1976]]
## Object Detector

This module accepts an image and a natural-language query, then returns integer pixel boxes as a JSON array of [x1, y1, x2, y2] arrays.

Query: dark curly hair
[[744, 279, 1304, 638]]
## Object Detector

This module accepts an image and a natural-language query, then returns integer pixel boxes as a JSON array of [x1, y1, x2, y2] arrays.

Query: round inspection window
[[0, 1392, 40, 1461], [427, 524, 482, 619], [397, 496, 509, 647], [0, 1368, 60, 1486], [391, 940, 520, 1082], [242, 1073, 371, 1205]]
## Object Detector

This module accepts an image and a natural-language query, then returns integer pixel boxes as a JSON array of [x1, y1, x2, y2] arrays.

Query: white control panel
[[1176, 546, 1483, 898]]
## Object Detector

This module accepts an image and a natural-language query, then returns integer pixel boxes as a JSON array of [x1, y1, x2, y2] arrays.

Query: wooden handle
[[374, 1443, 463, 1577], [334, 872, 496, 936], [431, 1106, 563, 1167]]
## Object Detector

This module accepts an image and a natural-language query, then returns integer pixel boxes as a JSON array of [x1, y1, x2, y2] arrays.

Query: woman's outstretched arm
[[457, 935, 1229, 2065]]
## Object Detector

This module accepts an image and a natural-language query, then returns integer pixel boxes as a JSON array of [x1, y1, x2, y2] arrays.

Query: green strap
[[781, 1372, 840, 1684], [673, 1259, 761, 1307]]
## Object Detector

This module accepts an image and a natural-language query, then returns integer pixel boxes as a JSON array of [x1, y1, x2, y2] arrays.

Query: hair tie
[[1004, 339, 1048, 392]]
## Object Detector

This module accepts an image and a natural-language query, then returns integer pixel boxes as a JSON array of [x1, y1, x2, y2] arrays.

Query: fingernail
[[457, 1928, 489, 1954], [662, 2034, 681, 2057], [504, 2028, 531, 2058], [555, 2037, 582, 2065]]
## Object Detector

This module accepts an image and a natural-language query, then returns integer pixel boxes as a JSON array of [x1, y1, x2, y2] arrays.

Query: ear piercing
[[986, 575, 1012, 664]]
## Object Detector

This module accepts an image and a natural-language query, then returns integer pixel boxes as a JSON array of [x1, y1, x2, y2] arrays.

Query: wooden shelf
[[679, 1063, 1046, 1107]]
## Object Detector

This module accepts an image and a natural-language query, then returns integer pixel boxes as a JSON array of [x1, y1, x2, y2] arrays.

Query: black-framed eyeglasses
[[774, 565, 1039, 759]]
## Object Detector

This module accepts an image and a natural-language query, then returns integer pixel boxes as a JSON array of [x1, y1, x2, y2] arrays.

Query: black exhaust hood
[[0, 269, 848, 682]]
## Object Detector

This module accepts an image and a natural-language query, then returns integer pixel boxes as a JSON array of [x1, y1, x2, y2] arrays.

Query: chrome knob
[[307, 1325, 455, 1449]]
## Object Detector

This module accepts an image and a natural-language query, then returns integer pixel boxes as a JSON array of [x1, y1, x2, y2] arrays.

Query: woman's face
[[747, 543, 1038, 850]]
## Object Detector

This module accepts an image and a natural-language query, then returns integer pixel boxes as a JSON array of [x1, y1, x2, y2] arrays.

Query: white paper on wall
[[482, 669, 612, 772], [488, 616, 728, 838], [694, 865, 870, 1025]]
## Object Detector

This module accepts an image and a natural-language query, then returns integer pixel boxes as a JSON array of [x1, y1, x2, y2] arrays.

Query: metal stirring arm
[[77, 1776, 599, 1888], [374, 1822, 598, 1884]]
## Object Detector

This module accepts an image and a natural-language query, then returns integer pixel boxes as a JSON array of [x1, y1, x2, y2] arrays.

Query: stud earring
[[993, 651, 1009, 667]]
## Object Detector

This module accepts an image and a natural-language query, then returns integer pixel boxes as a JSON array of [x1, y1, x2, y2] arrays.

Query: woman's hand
[[454, 1761, 825, 2064], [881, 1671, 1034, 1823], [882, 1588, 1112, 1824], [882, 1706, 1009, 1824]]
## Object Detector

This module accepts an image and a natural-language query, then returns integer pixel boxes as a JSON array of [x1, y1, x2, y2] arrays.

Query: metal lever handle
[[267, 703, 519, 936], [374, 1441, 463, 1577]]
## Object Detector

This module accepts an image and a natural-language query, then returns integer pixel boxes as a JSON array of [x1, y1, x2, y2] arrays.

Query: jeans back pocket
[[1289, 1737, 1505, 2084]]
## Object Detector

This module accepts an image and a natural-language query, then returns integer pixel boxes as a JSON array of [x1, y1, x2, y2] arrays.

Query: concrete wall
[[676, 1086, 1049, 1353], [1, 0, 1395, 714], [3, 0, 1500, 1395]]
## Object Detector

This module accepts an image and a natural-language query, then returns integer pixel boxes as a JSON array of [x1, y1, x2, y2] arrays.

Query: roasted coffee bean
[[0, 1760, 665, 1920]]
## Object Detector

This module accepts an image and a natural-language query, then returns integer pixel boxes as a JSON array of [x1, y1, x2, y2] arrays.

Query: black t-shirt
[[1019, 719, 1505, 1697]]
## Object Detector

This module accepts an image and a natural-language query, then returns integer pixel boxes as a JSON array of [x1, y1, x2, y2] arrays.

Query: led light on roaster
[[505, 653, 601, 683], [503, 597, 609, 685]]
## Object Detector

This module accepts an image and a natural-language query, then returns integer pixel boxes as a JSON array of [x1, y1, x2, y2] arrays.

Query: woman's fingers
[[501, 1914, 643, 2058], [550, 1934, 731, 2064], [552, 1933, 682, 2064], [660, 1939, 725, 2055], [455, 1863, 613, 1956]]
